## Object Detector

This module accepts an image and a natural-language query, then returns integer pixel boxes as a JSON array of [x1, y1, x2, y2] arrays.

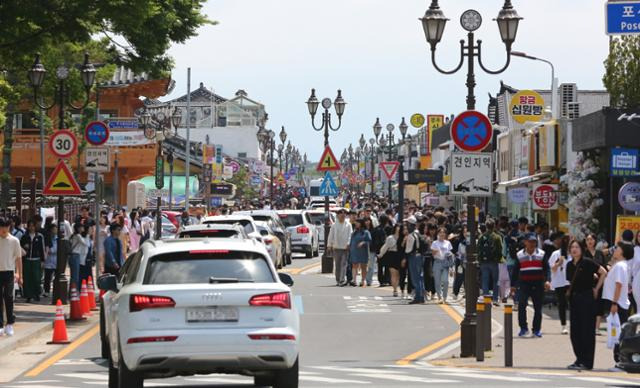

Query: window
[[203, 219, 255, 234], [178, 229, 240, 239], [278, 214, 303, 227], [144, 251, 274, 284], [123, 251, 143, 285]]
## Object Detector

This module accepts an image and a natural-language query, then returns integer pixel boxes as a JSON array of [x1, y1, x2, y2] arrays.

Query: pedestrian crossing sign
[[319, 172, 339, 197], [276, 172, 286, 185], [43, 160, 82, 196], [316, 146, 341, 172]]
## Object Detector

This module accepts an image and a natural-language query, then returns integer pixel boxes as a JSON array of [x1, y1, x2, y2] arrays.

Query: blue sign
[[298, 187, 306, 197], [450, 111, 493, 152], [250, 175, 262, 186], [436, 183, 448, 195], [284, 172, 290, 180], [289, 167, 298, 175], [85, 121, 110, 146], [607, 2, 640, 35], [215, 145, 223, 164], [611, 148, 639, 176], [319, 172, 339, 197], [211, 197, 223, 207]]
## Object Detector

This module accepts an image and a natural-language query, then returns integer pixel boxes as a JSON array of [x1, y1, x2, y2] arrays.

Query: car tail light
[[264, 238, 273, 244], [296, 226, 309, 234], [248, 334, 296, 340], [130, 295, 176, 312], [249, 292, 291, 309], [127, 336, 178, 344]]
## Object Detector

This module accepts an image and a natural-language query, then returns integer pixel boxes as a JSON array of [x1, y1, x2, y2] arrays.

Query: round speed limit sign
[[49, 130, 78, 159]]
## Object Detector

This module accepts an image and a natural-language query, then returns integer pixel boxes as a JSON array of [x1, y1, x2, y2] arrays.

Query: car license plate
[[186, 307, 239, 322]]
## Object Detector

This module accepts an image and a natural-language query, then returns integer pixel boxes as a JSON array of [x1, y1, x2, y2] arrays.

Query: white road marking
[[311, 366, 404, 374], [57, 373, 107, 381], [184, 376, 252, 384], [374, 296, 383, 300], [359, 296, 368, 300], [349, 308, 391, 313], [571, 376, 640, 385], [343, 296, 352, 300], [352, 373, 458, 383], [10, 381, 61, 384], [300, 375, 370, 384], [433, 372, 547, 382], [5, 386, 75, 388]]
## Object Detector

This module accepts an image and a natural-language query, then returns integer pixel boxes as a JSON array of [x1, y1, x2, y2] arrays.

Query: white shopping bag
[[607, 313, 621, 349]]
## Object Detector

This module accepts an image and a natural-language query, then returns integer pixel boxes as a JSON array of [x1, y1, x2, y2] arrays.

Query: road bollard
[[476, 297, 485, 362], [504, 303, 513, 367], [484, 294, 492, 351]]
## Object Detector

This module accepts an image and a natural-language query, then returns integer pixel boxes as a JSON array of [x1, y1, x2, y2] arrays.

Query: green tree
[[228, 166, 258, 200], [603, 36, 640, 108]]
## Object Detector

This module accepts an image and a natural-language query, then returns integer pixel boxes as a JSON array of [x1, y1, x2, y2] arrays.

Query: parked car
[[234, 210, 293, 265], [616, 314, 640, 373], [255, 221, 284, 269], [177, 223, 248, 239], [276, 210, 319, 258], [308, 198, 337, 210], [99, 238, 299, 388], [161, 211, 181, 229], [305, 210, 334, 250]]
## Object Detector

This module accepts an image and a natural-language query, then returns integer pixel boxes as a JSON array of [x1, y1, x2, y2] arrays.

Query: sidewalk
[[430, 300, 634, 375]]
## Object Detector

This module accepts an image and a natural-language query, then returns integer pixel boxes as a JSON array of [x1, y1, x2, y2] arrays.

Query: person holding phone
[[548, 233, 570, 334]]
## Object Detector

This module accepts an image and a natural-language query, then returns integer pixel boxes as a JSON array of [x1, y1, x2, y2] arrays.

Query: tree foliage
[[603, 36, 640, 108], [228, 166, 258, 200]]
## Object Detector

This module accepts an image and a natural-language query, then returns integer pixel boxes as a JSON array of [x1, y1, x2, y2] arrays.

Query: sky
[[166, 0, 609, 161]]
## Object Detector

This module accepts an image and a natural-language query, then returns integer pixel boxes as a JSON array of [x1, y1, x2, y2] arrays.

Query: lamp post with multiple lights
[[28, 53, 96, 305], [306, 89, 346, 273], [420, 0, 523, 357]]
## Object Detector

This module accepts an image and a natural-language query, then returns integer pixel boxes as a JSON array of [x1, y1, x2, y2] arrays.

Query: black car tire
[[107, 349, 117, 388], [254, 374, 275, 386], [118, 344, 143, 388], [100, 302, 109, 359], [274, 357, 299, 388], [305, 247, 313, 258]]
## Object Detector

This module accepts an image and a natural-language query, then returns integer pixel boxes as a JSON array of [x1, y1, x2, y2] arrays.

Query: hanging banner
[[426, 115, 444, 156]]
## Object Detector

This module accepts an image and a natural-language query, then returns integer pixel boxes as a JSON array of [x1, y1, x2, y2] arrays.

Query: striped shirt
[[514, 248, 546, 283]]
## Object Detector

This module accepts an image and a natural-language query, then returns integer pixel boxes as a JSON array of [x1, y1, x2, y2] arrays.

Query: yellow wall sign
[[410, 113, 425, 128], [510, 90, 545, 124], [426, 115, 444, 156], [615, 216, 640, 243]]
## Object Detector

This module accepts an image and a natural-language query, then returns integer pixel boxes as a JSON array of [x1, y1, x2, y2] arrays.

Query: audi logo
[[202, 293, 222, 302]]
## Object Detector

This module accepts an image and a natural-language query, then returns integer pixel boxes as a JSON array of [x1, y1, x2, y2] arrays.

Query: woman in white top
[[378, 224, 402, 297], [549, 238, 570, 334], [70, 224, 90, 289], [431, 228, 453, 303], [603, 242, 633, 324]]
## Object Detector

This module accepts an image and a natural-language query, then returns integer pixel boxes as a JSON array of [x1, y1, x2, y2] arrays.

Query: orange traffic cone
[[87, 276, 98, 311], [68, 286, 86, 321], [47, 300, 70, 344], [80, 280, 91, 317]]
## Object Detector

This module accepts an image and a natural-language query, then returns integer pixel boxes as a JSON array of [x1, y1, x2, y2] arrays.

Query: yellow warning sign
[[276, 172, 286, 185], [43, 161, 82, 196], [316, 146, 341, 172]]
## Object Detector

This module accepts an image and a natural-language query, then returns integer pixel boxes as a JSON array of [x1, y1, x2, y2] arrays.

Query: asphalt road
[[7, 253, 640, 387]]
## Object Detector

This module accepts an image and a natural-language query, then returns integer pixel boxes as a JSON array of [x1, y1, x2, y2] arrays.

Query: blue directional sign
[[607, 1, 640, 35], [211, 197, 223, 207], [84, 121, 110, 146], [611, 148, 639, 176], [450, 110, 493, 152], [319, 172, 339, 197]]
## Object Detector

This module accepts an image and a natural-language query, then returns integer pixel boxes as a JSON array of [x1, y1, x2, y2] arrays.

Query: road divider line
[[25, 324, 100, 377], [396, 303, 463, 365]]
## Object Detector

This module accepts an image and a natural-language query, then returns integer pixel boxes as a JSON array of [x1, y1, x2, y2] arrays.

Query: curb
[[0, 321, 51, 356]]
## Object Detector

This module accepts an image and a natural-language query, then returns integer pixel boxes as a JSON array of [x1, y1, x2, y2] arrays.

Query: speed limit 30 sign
[[49, 130, 78, 159]]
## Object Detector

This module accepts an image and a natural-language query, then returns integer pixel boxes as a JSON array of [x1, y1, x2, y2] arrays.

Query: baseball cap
[[525, 232, 537, 241]]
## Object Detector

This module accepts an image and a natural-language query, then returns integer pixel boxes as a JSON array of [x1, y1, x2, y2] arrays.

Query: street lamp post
[[306, 89, 346, 274], [28, 53, 96, 305], [420, 0, 522, 358], [369, 138, 376, 196], [167, 149, 174, 210], [355, 147, 361, 194], [512, 51, 555, 117]]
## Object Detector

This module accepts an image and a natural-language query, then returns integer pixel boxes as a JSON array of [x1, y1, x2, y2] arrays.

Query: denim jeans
[[366, 251, 377, 285], [69, 253, 81, 290], [408, 254, 425, 302], [432, 259, 449, 300], [480, 262, 500, 301]]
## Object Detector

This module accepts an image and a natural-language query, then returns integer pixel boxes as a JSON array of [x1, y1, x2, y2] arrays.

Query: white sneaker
[[5, 324, 14, 336], [0, 327, 4, 336], [561, 326, 569, 335]]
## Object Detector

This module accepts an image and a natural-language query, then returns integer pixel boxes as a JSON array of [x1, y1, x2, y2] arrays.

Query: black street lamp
[[28, 53, 95, 305], [306, 88, 346, 273], [277, 143, 284, 172], [368, 138, 376, 196], [420, 0, 522, 358], [355, 147, 361, 193]]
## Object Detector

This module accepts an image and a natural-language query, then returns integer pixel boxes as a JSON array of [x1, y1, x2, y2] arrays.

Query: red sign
[[316, 146, 341, 172], [43, 161, 82, 196], [379, 161, 400, 180], [450, 111, 493, 152], [48, 130, 78, 159], [532, 184, 558, 210]]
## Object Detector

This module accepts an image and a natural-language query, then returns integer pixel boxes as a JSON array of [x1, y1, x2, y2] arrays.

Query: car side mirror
[[98, 274, 118, 293], [278, 273, 294, 286]]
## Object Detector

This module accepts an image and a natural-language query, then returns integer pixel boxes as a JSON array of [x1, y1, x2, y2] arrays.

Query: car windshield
[[178, 229, 240, 239], [144, 251, 274, 284], [306, 213, 325, 226], [250, 215, 271, 222], [204, 219, 254, 234], [279, 214, 303, 227]]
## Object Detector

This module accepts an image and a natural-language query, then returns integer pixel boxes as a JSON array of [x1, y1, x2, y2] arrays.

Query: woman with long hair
[[128, 210, 142, 253], [431, 227, 453, 304], [116, 215, 130, 255], [349, 219, 372, 287], [379, 224, 402, 296], [69, 223, 89, 291], [566, 239, 607, 371], [584, 233, 607, 334]]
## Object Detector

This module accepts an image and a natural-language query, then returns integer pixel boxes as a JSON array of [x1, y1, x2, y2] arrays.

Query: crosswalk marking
[[312, 366, 404, 374], [571, 376, 639, 385], [184, 376, 252, 384], [5, 386, 75, 388], [353, 373, 459, 383], [343, 296, 352, 300], [57, 373, 106, 381], [300, 375, 370, 384], [433, 371, 547, 382]]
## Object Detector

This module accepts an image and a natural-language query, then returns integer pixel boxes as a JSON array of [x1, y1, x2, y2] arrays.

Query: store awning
[[495, 172, 552, 194]]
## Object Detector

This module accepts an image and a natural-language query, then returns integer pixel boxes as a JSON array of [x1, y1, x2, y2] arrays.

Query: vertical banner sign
[[155, 156, 164, 189], [427, 115, 444, 155], [203, 144, 215, 164]]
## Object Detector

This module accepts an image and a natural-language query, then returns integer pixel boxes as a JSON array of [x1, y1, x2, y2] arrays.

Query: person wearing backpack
[[477, 219, 504, 306], [404, 216, 424, 304]]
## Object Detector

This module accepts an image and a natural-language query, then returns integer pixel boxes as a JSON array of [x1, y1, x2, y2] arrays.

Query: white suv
[[276, 210, 319, 258], [99, 238, 300, 388]]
